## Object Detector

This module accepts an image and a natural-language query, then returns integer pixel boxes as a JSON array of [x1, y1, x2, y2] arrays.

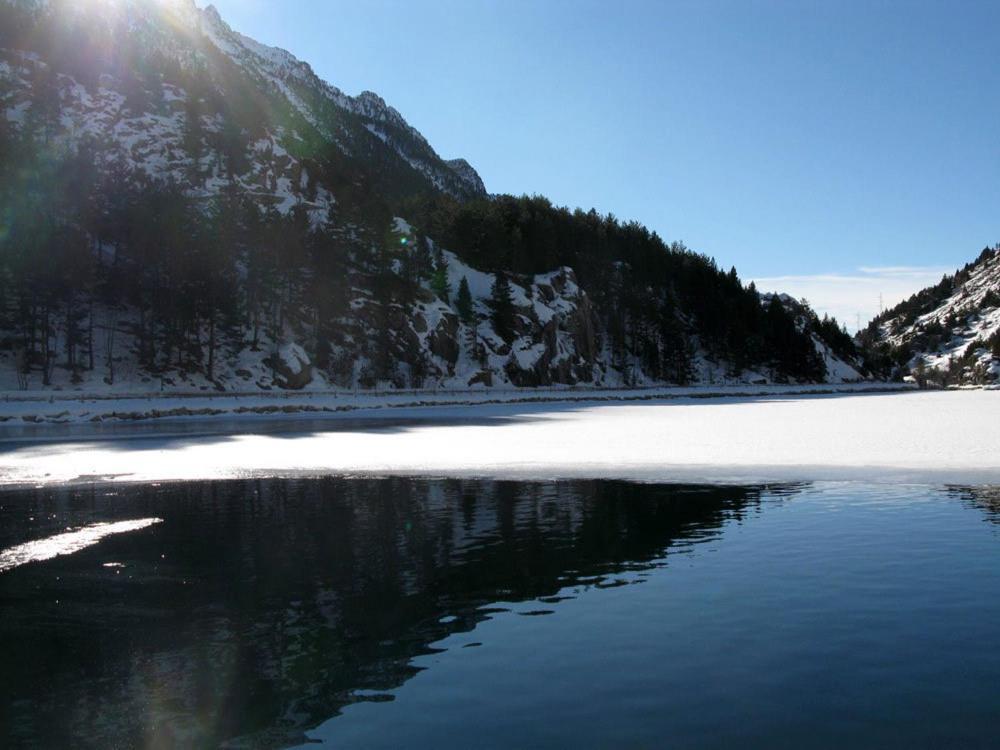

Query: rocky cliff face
[[354, 251, 605, 390]]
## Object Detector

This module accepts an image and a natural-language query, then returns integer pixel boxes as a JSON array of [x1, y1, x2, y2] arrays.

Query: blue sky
[[202, 0, 998, 327]]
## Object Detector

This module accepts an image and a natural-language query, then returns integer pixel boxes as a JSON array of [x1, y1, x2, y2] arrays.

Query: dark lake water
[[2, 477, 1000, 749]]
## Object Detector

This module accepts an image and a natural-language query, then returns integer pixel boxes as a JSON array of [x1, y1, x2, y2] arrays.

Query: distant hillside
[[859, 245, 1000, 385], [0, 0, 865, 393]]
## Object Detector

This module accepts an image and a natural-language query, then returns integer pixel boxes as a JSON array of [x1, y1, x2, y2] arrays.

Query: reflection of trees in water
[[948, 485, 1000, 524], [0, 478, 802, 749]]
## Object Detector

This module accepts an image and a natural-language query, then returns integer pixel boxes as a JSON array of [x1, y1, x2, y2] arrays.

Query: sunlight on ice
[[2, 391, 998, 487]]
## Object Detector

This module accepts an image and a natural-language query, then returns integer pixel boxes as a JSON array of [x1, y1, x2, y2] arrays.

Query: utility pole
[[879, 293, 884, 315]]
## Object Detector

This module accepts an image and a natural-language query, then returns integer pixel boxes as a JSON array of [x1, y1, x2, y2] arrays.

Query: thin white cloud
[[857, 266, 954, 278], [752, 266, 952, 332]]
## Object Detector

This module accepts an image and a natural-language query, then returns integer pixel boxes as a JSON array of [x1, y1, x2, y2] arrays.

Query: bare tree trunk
[[207, 313, 216, 381], [41, 306, 51, 386], [87, 299, 94, 371], [15, 346, 28, 390], [65, 297, 75, 374], [104, 316, 115, 385], [138, 308, 147, 368], [27, 299, 37, 356]]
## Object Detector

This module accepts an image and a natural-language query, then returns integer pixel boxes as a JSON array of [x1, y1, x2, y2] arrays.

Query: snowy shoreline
[[0, 382, 914, 432]]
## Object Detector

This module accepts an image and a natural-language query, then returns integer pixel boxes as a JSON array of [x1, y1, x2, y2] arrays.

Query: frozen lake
[[1, 390, 998, 486]]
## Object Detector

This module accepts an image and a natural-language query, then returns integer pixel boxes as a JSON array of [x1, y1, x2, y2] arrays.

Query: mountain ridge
[[860, 245, 1000, 385]]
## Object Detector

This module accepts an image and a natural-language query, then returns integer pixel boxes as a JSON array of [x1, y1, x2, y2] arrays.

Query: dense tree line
[[0, 125, 364, 387], [405, 193, 838, 382]]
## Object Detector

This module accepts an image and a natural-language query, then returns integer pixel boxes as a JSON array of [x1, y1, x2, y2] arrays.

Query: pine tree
[[414, 234, 434, 281], [490, 271, 516, 341], [183, 88, 204, 175], [456, 276, 474, 325], [431, 251, 450, 303]]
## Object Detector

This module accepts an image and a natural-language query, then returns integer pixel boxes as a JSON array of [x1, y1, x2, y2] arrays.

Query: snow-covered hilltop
[[762, 294, 867, 382], [0, 0, 870, 395], [860, 246, 1000, 385]]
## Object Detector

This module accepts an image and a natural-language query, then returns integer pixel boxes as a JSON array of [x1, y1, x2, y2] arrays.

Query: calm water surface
[[1, 478, 999, 748]]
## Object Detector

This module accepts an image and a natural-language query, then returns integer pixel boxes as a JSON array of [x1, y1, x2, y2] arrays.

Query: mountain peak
[[357, 90, 386, 105], [446, 158, 487, 195], [202, 3, 222, 23]]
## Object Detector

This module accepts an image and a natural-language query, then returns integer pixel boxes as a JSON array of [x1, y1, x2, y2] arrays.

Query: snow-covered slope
[[760, 293, 867, 383], [1, 48, 336, 220], [864, 246, 1000, 384], [0, 0, 486, 211]]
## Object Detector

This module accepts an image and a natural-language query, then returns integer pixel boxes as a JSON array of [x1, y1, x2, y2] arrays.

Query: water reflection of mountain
[[948, 485, 1000, 523], [0, 478, 801, 749]]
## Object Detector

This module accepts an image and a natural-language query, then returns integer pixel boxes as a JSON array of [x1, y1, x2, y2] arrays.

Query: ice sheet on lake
[[0, 391, 997, 487]]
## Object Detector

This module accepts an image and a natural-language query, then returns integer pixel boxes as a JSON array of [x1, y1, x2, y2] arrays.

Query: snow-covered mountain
[[0, 0, 868, 393], [0, 0, 485, 215], [860, 245, 1000, 384]]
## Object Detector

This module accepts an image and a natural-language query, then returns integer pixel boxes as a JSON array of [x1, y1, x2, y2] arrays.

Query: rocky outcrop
[[266, 344, 313, 390], [428, 314, 460, 366]]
